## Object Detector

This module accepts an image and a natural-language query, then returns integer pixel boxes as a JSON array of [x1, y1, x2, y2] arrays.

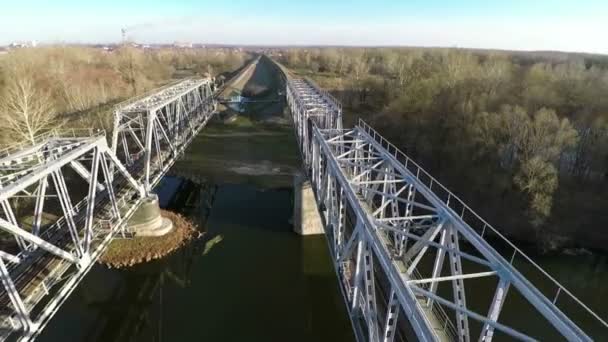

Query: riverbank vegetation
[[278, 48, 608, 252], [100, 210, 202, 268], [0, 46, 247, 145]]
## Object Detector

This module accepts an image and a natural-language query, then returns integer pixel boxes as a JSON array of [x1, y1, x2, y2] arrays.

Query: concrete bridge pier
[[127, 195, 174, 237], [293, 173, 324, 235]]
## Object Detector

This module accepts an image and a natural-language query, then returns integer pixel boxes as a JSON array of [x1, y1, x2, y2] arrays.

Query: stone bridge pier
[[126, 195, 174, 237], [293, 173, 324, 235]]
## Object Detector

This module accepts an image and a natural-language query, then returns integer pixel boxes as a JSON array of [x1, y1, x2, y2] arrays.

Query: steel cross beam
[[282, 70, 605, 342], [0, 77, 218, 341]]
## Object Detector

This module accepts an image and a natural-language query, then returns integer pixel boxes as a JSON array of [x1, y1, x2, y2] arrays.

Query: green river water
[[37, 59, 608, 341], [38, 108, 355, 342]]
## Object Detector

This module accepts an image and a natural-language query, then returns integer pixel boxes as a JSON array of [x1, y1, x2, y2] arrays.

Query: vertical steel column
[[32, 177, 48, 237], [363, 241, 380, 341], [120, 130, 132, 165], [396, 184, 416, 257], [427, 227, 448, 307], [111, 110, 121, 155], [1, 199, 27, 251], [447, 225, 470, 342], [351, 222, 365, 312], [144, 109, 155, 194], [51, 170, 84, 258], [480, 278, 510, 342], [0, 258, 33, 333], [83, 147, 100, 254], [100, 153, 120, 221], [153, 122, 163, 170], [382, 289, 399, 342], [335, 188, 346, 260], [312, 136, 320, 186]]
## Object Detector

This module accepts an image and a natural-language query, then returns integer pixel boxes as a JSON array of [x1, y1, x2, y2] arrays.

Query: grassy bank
[[99, 210, 202, 269]]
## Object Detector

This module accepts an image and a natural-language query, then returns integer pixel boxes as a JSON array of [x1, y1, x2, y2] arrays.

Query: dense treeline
[[279, 48, 608, 251], [0, 46, 246, 145]]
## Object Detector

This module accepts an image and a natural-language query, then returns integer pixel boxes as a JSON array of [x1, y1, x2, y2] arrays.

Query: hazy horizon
[[1, 0, 607, 54]]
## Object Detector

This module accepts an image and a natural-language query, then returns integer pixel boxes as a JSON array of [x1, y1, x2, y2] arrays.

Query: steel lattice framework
[[0, 78, 216, 341], [111, 78, 216, 192], [1, 56, 605, 342], [286, 77, 607, 341]]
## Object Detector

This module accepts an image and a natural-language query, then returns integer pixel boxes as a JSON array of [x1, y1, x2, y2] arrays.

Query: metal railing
[[0, 128, 105, 159], [304, 77, 343, 113], [357, 118, 608, 333], [113, 79, 188, 111]]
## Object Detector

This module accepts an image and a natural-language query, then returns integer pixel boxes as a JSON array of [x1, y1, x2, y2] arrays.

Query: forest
[[278, 48, 608, 252], [0, 46, 246, 145]]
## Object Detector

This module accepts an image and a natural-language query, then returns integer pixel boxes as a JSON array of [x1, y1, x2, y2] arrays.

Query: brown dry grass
[[99, 210, 202, 268]]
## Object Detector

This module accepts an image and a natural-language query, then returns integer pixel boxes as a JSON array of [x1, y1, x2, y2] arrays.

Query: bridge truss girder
[[112, 78, 216, 193], [0, 135, 145, 339], [0, 77, 217, 341], [285, 74, 603, 342]]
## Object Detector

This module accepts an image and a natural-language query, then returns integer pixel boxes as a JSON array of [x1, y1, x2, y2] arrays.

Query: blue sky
[[1, 0, 606, 53]]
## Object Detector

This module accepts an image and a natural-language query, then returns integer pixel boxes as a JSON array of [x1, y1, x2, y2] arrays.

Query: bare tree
[[114, 47, 146, 95], [350, 51, 369, 81], [1, 75, 57, 144]]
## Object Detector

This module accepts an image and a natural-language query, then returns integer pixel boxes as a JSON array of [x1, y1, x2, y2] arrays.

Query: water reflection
[[39, 175, 354, 342]]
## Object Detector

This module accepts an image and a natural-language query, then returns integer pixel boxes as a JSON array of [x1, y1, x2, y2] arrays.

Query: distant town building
[[99, 46, 118, 54], [8, 40, 38, 48], [174, 42, 193, 49]]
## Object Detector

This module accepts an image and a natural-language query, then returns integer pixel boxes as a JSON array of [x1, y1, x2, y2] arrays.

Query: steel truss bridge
[[285, 75, 608, 341], [0, 77, 215, 341], [0, 56, 606, 341]]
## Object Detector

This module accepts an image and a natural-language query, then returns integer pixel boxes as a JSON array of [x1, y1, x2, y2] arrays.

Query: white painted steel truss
[[286, 78, 342, 167], [286, 76, 606, 341], [0, 78, 216, 341], [112, 78, 216, 193]]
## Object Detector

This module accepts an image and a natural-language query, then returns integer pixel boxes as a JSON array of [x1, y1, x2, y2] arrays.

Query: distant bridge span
[[0, 56, 606, 341]]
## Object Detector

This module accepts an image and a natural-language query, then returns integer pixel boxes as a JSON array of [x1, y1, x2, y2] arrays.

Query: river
[[38, 57, 356, 342], [37, 58, 608, 341]]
